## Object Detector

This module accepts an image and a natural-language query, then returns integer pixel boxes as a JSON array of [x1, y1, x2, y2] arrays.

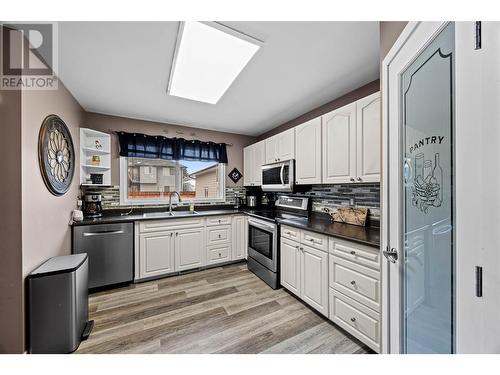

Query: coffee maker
[[83, 194, 103, 217]]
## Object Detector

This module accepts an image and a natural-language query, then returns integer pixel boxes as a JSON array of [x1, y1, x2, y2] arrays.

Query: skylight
[[167, 22, 262, 104]]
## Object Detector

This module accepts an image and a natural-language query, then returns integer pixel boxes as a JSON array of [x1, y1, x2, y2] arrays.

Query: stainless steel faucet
[[169, 191, 182, 214]]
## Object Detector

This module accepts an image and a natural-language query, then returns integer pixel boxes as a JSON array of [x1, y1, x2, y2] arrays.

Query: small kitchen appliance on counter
[[246, 195, 258, 207], [83, 193, 103, 217]]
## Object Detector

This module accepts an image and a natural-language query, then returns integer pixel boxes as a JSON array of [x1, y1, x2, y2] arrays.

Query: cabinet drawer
[[281, 225, 300, 241], [207, 244, 230, 265], [329, 288, 380, 352], [207, 225, 231, 245], [301, 230, 328, 252], [206, 216, 232, 227], [329, 256, 380, 311], [329, 238, 380, 270], [139, 218, 204, 233]]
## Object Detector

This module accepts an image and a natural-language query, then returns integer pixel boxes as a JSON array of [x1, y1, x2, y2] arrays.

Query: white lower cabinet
[[280, 227, 328, 317], [301, 244, 328, 316], [329, 238, 381, 352], [137, 214, 247, 280], [174, 227, 205, 271], [329, 288, 380, 353], [139, 231, 175, 279], [232, 215, 247, 261], [280, 238, 301, 297]]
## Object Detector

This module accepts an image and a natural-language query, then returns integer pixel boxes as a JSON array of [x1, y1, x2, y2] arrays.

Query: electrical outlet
[[349, 198, 355, 207]]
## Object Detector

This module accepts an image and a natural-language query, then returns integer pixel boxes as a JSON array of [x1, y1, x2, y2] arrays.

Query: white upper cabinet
[[322, 92, 381, 184], [295, 117, 322, 184], [265, 128, 295, 164], [322, 102, 357, 184], [243, 140, 266, 186], [356, 92, 381, 183]]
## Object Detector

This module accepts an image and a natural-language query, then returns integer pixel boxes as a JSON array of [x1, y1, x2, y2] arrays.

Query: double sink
[[142, 211, 200, 218]]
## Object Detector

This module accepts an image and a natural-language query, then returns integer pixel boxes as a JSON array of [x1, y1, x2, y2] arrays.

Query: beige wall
[[380, 21, 408, 62], [21, 84, 85, 279], [85, 112, 256, 189], [0, 75, 24, 352]]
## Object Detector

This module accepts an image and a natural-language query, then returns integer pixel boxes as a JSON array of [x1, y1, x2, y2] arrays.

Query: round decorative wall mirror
[[38, 115, 75, 196]]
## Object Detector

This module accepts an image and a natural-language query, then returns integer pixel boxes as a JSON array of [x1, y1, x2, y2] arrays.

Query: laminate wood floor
[[76, 263, 371, 354]]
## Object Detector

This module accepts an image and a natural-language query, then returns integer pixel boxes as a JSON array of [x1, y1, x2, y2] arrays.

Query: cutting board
[[324, 207, 368, 227]]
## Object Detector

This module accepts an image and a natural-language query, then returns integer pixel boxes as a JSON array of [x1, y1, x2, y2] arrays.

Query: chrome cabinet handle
[[350, 317, 356, 322], [350, 177, 355, 182], [170, 233, 173, 237], [350, 280, 356, 286], [218, 234, 221, 238], [357, 177, 362, 182], [175, 232, 178, 236], [350, 250, 356, 255]]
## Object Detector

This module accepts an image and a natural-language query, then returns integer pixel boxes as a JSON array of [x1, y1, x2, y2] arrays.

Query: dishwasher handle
[[82, 230, 125, 237]]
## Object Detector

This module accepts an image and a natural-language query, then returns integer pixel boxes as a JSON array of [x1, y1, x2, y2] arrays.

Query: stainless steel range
[[246, 195, 309, 289]]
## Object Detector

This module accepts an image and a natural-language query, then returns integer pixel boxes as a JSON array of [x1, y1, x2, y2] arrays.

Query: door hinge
[[475, 266, 483, 297], [475, 21, 482, 50]]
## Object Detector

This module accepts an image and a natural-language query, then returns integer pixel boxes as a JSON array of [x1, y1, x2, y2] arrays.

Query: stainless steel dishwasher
[[72, 222, 133, 289]]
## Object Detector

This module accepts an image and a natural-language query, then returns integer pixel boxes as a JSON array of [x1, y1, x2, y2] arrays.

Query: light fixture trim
[[167, 21, 263, 104]]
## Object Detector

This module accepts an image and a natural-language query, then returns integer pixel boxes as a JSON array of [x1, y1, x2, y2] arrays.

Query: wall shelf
[[80, 128, 112, 185]]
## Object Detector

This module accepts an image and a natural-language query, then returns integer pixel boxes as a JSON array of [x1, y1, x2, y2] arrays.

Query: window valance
[[117, 132, 228, 163]]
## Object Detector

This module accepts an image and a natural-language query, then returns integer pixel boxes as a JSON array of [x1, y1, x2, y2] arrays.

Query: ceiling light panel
[[167, 22, 262, 104]]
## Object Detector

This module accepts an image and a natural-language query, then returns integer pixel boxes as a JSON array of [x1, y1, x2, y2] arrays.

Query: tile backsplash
[[81, 183, 380, 225], [81, 185, 247, 210], [294, 183, 381, 226]]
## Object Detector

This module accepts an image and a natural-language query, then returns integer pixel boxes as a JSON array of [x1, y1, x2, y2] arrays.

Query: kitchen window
[[120, 157, 225, 205]]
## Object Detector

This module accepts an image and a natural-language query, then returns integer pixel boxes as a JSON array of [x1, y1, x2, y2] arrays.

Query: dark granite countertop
[[72, 208, 242, 226], [277, 214, 380, 249], [72, 207, 380, 249]]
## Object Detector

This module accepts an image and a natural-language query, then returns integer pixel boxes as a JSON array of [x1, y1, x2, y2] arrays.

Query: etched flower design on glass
[[48, 129, 71, 183]]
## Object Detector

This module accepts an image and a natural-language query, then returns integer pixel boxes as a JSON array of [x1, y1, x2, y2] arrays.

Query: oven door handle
[[248, 219, 276, 233]]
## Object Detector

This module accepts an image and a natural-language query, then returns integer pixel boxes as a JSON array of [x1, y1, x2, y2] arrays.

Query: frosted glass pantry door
[[400, 23, 454, 354]]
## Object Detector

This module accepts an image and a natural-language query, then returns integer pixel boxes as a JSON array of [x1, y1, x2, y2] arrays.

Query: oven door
[[247, 218, 277, 272], [261, 160, 294, 192]]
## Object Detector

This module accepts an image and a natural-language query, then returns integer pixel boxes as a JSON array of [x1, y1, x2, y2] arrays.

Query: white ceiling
[[58, 22, 379, 136]]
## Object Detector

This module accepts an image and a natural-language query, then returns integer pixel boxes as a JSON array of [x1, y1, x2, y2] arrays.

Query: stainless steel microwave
[[261, 159, 294, 192]]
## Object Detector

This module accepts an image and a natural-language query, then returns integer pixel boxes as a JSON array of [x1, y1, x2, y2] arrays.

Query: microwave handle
[[280, 164, 285, 185]]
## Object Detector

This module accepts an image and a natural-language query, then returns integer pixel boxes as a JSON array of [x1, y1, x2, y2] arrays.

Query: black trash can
[[27, 253, 93, 353]]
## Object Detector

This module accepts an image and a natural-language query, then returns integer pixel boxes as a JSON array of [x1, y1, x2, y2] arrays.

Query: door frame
[[381, 21, 454, 354]]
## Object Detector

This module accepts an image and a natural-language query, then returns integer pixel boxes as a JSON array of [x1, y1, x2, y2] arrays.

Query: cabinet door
[[232, 215, 247, 260], [295, 117, 322, 184], [301, 244, 328, 316], [280, 238, 301, 297], [265, 135, 278, 164], [139, 231, 174, 279], [356, 92, 381, 182], [277, 128, 295, 161], [174, 227, 205, 271], [322, 102, 356, 184], [253, 140, 266, 186], [243, 146, 253, 186]]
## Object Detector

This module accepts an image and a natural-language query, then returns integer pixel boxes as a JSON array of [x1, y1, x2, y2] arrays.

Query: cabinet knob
[[350, 280, 356, 286], [350, 317, 356, 323], [218, 234, 221, 238], [175, 232, 178, 236], [350, 250, 356, 255], [350, 177, 355, 182], [170, 233, 173, 237], [357, 177, 362, 182], [218, 253, 221, 257]]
